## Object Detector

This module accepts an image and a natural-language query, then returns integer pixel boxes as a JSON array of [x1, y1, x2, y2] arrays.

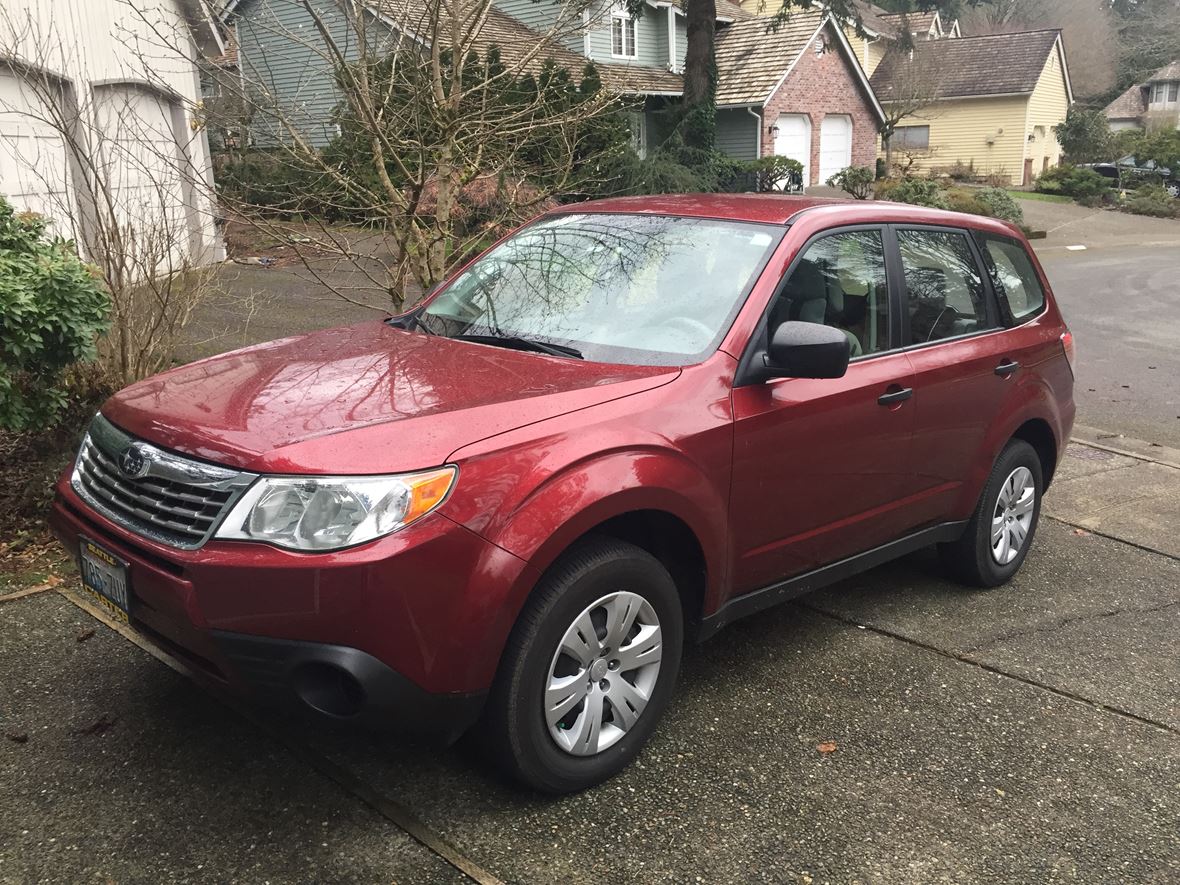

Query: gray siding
[[586, 3, 668, 69], [716, 107, 759, 161], [493, 0, 581, 53], [675, 15, 687, 70], [237, 0, 393, 148]]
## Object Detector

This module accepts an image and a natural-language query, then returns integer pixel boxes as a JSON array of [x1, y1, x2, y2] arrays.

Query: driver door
[[729, 227, 916, 593]]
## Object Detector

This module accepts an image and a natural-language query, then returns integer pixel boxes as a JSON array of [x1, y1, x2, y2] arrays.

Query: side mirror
[[763, 321, 851, 380]]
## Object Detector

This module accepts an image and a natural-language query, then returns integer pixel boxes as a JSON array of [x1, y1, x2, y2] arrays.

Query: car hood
[[102, 321, 679, 474]]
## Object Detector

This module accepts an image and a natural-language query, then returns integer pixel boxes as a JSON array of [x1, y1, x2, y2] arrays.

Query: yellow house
[[870, 29, 1073, 185]]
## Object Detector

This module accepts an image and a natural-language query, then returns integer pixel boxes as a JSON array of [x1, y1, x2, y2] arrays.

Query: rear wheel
[[484, 537, 683, 793], [940, 439, 1043, 588], [1165, 180, 1180, 199]]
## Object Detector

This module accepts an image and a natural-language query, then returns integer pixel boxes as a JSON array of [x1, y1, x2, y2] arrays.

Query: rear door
[[887, 224, 1016, 530]]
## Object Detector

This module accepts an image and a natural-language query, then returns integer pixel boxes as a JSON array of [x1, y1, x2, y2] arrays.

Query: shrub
[[945, 187, 986, 216], [1123, 185, 1180, 218], [941, 160, 976, 182], [0, 198, 109, 431], [827, 165, 875, 199], [1036, 166, 1111, 203], [975, 187, 1025, 224], [745, 155, 804, 193], [878, 177, 950, 210], [875, 157, 886, 180]]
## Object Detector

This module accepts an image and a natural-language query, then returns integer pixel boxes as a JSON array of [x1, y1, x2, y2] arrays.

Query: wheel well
[[1012, 419, 1058, 489], [582, 510, 707, 632]]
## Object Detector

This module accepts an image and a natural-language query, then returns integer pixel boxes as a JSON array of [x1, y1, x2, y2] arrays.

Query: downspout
[[747, 105, 762, 157], [667, 5, 677, 71]]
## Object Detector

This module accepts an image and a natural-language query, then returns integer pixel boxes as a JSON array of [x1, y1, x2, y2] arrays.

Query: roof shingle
[[870, 29, 1061, 101], [713, 10, 824, 106], [1148, 60, 1180, 82], [1104, 82, 1148, 121]]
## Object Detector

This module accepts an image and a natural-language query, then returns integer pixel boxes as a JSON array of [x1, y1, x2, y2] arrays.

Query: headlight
[[215, 467, 456, 551]]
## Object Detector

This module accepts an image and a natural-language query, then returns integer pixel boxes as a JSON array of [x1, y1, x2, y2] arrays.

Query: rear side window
[[977, 234, 1046, 324], [896, 228, 992, 345]]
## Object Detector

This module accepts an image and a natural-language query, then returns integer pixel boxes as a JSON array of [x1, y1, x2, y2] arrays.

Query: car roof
[[558, 193, 1025, 239]]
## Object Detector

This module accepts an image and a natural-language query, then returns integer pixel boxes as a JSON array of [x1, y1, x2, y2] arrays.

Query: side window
[[769, 230, 890, 359], [897, 228, 992, 345], [976, 234, 1046, 324]]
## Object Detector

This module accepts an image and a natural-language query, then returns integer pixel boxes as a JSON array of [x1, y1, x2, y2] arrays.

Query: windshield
[[418, 213, 784, 366]]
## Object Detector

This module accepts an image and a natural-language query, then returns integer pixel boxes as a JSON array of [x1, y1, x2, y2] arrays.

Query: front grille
[[71, 414, 257, 549]]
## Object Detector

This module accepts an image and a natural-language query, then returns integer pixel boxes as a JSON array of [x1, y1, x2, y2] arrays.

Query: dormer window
[[611, 4, 637, 59]]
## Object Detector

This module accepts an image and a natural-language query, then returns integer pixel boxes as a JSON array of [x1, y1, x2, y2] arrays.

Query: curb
[[1070, 425, 1180, 471]]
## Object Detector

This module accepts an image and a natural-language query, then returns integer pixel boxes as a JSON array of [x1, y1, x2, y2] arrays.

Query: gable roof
[[1104, 83, 1148, 121], [713, 13, 884, 122], [657, 0, 752, 22], [1148, 60, 1180, 82], [714, 11, 826, 106], [876, 9, 939, 37], [853, 1, 899, 38], [870, 29, 1064, 101]]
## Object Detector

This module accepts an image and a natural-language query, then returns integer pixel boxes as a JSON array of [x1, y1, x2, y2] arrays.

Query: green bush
[[0, 198, 109, 431], [877, 177, 950, 210], [1123, 185, 1180, 218], [945, 187, 986, 216], [975, 187, 1025, 224], [1035, 166, 1111, 203], [744, 155, 804, 192], [827, 165, 875, 199]]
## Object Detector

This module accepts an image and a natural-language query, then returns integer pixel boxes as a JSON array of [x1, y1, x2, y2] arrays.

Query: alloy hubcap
[[544, 591, 662, 756], [991, 466, 1036, 565]]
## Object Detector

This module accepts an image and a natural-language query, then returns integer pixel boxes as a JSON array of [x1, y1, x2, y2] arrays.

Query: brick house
[[713, 11, 885, 186]]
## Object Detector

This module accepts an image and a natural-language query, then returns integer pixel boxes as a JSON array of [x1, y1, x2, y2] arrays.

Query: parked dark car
[[1083, 156, 1180, 197], [51, 195, 1075, 793]]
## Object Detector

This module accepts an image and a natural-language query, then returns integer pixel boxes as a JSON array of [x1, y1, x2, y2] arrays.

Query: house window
[[1152, 84, 1166, 104], [892, 125, 930, 150], [611, 4, 637, 58], [1170, 82, 1179, 102]]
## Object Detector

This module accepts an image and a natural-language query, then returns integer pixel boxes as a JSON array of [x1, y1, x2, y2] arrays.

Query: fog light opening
[[293, 662, 366, 718]]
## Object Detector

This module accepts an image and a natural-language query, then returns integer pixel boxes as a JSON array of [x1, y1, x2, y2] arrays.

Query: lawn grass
[[1007, 190, 1072, 204]]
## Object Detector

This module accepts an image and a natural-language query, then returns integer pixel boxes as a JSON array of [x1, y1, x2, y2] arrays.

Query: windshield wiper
[[454, 333, 583, 359]]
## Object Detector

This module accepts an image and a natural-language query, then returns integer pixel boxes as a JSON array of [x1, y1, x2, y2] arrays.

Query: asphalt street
[[1040, 245, 1180, 448]]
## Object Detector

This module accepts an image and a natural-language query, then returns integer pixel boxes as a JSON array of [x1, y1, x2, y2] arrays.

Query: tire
[[1166, 180, 1180, 199], [484, 536, 683, 793], [939, 439, 1043, 588]]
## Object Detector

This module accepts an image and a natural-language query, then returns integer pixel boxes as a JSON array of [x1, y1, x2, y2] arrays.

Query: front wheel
[[484, 537, 683, 793], [1165, 180, 1180, 199], [940, 439, 1043, 588]]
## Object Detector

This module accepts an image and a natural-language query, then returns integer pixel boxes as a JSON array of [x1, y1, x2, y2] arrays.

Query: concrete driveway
[[3, 441, 1178, 884]]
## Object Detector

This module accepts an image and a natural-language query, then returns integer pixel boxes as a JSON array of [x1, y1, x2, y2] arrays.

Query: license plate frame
[[78, 537, 131, 623]]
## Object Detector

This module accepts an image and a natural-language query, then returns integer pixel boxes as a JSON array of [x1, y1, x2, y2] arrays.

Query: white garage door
[[94, 85, 190, 274], [819, 115, 853, 184], [774, 113, 810, 189], [0, 71, 75, 238]]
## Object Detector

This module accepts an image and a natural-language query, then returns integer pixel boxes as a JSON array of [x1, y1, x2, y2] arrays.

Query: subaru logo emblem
[[119, 445, 150, 479]]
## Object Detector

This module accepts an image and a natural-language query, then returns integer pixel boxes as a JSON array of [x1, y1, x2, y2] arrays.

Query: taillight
[[1061, 330, 1076, 374]]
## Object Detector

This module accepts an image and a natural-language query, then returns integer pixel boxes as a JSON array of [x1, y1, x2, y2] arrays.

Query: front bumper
[[50, 474, 534, 737]]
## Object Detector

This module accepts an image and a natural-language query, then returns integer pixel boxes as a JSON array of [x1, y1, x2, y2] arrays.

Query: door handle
[[995, 360, 1021, 378], [878, 387, 914, 406]]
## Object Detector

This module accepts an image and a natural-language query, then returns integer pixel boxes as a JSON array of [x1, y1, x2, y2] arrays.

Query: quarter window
[[897, 228, 991, 345], [770, 230, 890, 359], [977, 234, 1046, 323], [611, 5, 637, 58]]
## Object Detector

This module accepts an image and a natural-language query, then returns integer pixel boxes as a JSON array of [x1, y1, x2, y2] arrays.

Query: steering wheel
[[663, 316, 713, 340]]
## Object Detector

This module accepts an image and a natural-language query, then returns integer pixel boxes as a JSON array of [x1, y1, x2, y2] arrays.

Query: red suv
[[51, 196, 1075, 793]]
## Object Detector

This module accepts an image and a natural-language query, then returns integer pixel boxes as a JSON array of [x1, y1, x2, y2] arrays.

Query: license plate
[[78, 538, 131, 623]]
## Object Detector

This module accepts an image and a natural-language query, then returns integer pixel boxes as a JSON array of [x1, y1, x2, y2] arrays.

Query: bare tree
[[168, 0, 630, 313], [0, 4, 223, 385], [873, 43, 945, 175]]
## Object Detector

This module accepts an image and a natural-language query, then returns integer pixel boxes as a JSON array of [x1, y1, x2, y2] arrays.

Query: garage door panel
[[0, 73, 75, 238], [819, 114, 853, 185], [774, 114, 810, 189]]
